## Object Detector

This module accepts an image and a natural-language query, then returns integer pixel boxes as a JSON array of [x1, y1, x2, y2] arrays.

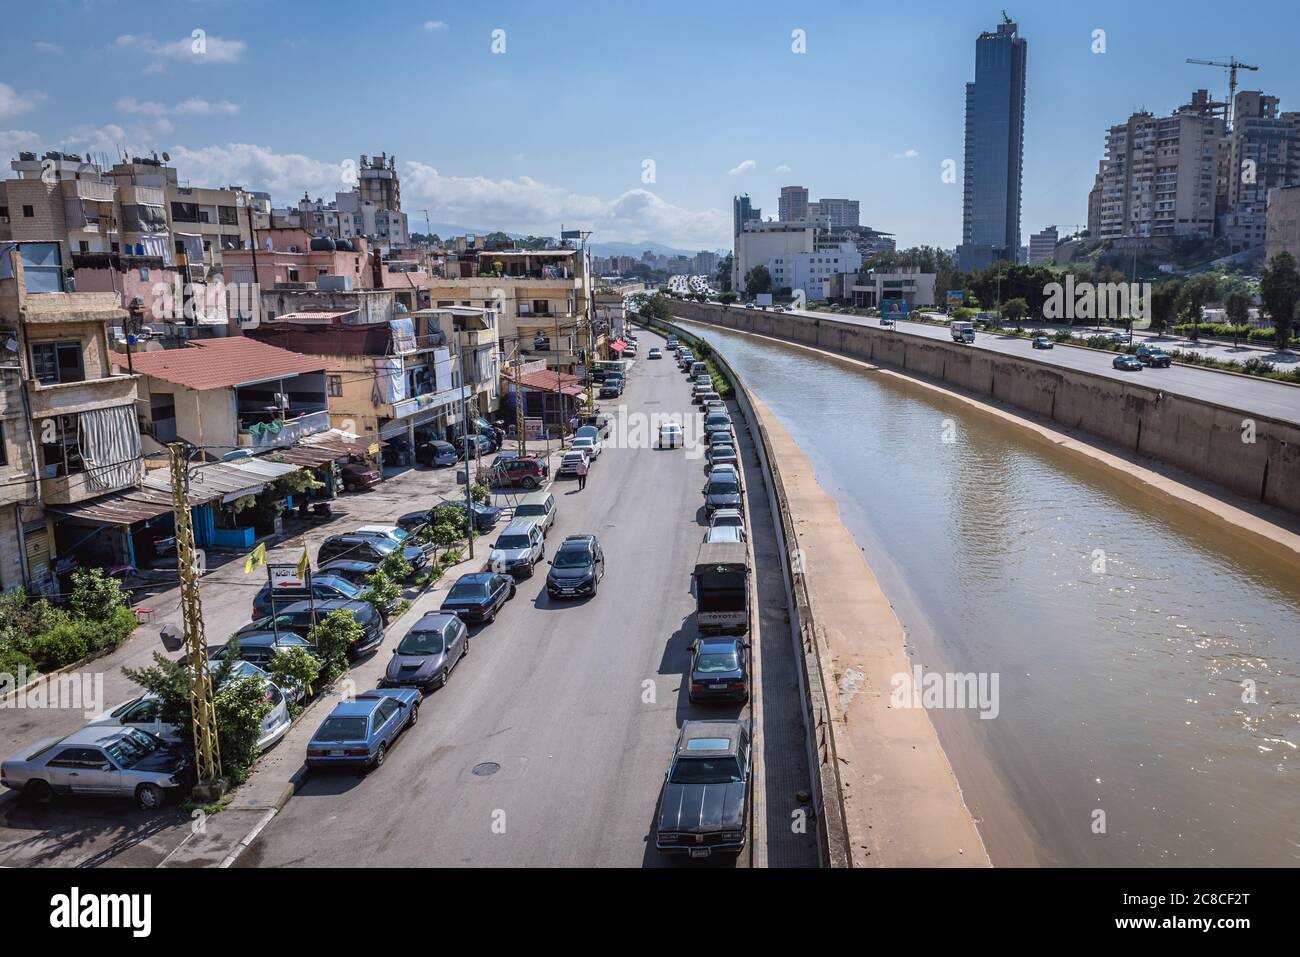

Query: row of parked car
[[652, 334, 755, 860]]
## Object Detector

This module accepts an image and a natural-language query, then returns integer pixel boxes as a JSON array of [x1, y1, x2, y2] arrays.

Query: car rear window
[[447, 582, 487, 600], [314, 716, 369, 742], [697, 652, 739, 672], [670, 756, 743, 785], [496, 534, 531, 550]]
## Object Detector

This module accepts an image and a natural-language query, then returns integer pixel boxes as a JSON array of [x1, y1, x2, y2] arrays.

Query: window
[[170, 201, 200, 223], [327, 375, 343, 397], [0, 422, 7, 467], [22, 205, 34, 218], [0, 206, 7, 218], [30, 341, 85, 385], [78, 241, 89, 254]]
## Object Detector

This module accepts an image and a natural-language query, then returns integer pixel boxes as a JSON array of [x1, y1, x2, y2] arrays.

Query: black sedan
[[1031, 336, 1053, 349], [1112, 354, 1143, 372], [687, 637, 749, 704], [655, 720, 751, 858], [439, 572, 516, 624]]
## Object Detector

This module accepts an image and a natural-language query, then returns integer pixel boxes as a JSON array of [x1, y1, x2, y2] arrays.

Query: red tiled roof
[[516, 370, 585, 396], [110, 337, 326, 391]]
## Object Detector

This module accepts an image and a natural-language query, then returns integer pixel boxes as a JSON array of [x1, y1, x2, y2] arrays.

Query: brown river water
[[683, 320, 1300, 867]]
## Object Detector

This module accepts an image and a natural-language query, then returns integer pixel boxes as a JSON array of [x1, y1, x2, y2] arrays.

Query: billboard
[[947, 290, 965, 308], [881, 298, 910, 321], [755, 293, 773, 307]]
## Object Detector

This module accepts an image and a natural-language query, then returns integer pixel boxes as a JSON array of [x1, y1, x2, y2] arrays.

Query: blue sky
[[3, 0, 1298, 252]]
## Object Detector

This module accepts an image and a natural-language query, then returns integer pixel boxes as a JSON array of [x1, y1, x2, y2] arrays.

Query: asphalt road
[[239, 329, 758, 868], [788, 308, 1300, 425]]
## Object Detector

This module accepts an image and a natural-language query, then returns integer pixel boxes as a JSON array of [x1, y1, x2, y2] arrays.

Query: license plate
[[710, 683, 728, 690], [560, 588, 574, 595], [329, 750, 344, 756], [689, 848, 711, 859]]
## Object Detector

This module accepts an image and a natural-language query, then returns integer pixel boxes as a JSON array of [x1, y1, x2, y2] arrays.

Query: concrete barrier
[[668, 300, 1300, 517]]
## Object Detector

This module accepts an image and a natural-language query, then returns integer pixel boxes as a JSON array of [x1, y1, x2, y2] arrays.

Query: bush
[[0, 646, 36, 680], [70, 567, 128, 621], [471, 482, 491, 505], [266, 644, 321, 700], [379, 548, 413, 583], [213, 674, 273, 785], [361, 567, 400, 614], [308, 609, 361, 683]]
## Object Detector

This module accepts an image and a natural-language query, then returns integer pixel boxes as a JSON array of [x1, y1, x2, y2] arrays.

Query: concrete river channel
[[683, 319, 1300, 867]]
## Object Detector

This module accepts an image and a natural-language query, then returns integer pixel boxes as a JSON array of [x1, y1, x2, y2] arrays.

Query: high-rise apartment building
[[1224, 92, 1300, 253], [778, 186, 809, 222], [1028, 226, 1058, 263], [958, 16, 1027, 272], [808, 198, 860, 228]]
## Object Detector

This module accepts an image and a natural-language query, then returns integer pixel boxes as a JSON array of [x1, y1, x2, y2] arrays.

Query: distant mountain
[[407, 224, 723, 260]]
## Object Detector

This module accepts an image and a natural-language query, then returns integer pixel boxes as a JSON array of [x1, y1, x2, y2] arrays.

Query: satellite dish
[[162, 152, 171, 162]]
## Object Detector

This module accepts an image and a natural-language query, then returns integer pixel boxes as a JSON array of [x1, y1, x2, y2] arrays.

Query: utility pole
[[457, 330, 475, 559], [169, 442, 225, 801]]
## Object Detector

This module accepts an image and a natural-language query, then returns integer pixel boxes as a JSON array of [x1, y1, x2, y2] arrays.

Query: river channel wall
[[667, 300, 1300, 517]]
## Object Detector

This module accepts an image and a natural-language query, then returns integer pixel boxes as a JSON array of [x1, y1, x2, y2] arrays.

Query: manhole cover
[[471, 762, 501, 777]]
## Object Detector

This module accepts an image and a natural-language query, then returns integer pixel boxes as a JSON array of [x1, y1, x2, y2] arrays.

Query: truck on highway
[[950, 321, 975, 344]]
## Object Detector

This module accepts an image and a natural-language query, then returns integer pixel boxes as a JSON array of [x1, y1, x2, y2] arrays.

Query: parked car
[[514, 490, 557, 535], [415, 440, 458, 467], [695, 390, 721, 407], [708, 430, 733, 450], [317, 534, 428, 573], [439, 572, 516, 624], [382, 612, 469, 690], [557, 450, 589, 477], [340, 460, 382, 493], [316, 558, 382, 588], [488, 520, 546, 577], [659, 423, 684, 449], [1136, 344, 1172, 368], [493, 456, 547, 489], [87, 661, 292, 752], [1113, 354, 1143, 372], [599, 378, 625, 399], [305, 688, 420, 771], [1031, 336, 1054, 349], [216, 629, 318, 669], [455, 434, 496, 459], [655, 720, 751, 857], [708, 445, 738, 469], [709, 509, 745, 537], [705, 412, 733, 437], [703, 473, 743, 515], [1, 727, 193, 810], [648, 347, 663, 359], [545, 534, 605, 599], [687, 637, 750, 704], [1105, 331, 1129, 344], [236, 599, 385, 659], [704, 525, 745, 545], [571, 435, 602, 460], [251, 572, 366, 621], [415, 499, 503, 534]]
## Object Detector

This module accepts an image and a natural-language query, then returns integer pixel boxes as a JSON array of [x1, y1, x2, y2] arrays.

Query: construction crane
[[1186, 57, 1260, 128]]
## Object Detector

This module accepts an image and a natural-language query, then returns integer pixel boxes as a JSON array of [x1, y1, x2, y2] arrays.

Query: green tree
[[743, 265, 771, 295], [1224, 288, 1251, 346], [70, 567, 128, 621], [266, 644, 320, 701], [1260, 252, 1300, 350], [308, 609, 361, 683], [1149, 279, 1183, 334], [1177, 273, 1220, 341], [1003, 298, 1029, 326]]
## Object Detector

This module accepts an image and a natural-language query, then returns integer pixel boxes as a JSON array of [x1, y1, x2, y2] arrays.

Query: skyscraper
[[778, 186, 810, 222], [958, 16, 1027, 272], [733, 193, 761, 238]]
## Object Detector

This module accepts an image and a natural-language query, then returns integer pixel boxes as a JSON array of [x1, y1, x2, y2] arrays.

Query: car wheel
[[508, 583, 517, 600], [487, 607, 497, 624], [135, 783, 164, 810], [408, 702, 420, 727], [522, 476, 539, 490], [25, 779, 53, 804], [373, 743, 388, 769]]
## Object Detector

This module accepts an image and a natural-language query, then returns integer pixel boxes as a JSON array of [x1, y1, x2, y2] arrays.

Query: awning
[[609, 339, 627, 353], [301, 429, 382, 457], [47, 488, 177, 526], [141, 457, 301, 504], [261, 445, 346, 469], [274, 310, 359, 322]]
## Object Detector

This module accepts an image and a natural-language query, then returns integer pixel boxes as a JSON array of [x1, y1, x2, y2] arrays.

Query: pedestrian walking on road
[[575, 456, 588, 491]]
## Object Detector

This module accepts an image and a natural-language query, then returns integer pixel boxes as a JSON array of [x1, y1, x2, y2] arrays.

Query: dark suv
[[317, 534, 427, 573], [545, 534, 605, 599], [1136, 344, 1172, 368], [236, 599, 385, 658], [251, 573, 367, 621]]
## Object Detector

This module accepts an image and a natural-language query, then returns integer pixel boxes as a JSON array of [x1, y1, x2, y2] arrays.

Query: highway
[[238, 328, 816, 868], [785, 307, 1300, 425]]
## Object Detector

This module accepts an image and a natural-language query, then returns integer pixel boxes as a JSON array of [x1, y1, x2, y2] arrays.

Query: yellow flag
[[296, 546, 310, 579], [243, 542, 267, 575]]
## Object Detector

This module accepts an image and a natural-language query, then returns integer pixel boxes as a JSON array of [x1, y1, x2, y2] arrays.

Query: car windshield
[[364, 539, 396, 556], [708, 480, 740, 495], [314, 716, 368, 742], [104, 728, 163, 769], [496, 535, 531, 550], [320, 577, 361, 598], [447, 582, 487, 600], [670, 756, 743, 785], [397, 628, 444, 655], [553, 547, 592, 568], [697, 651, 740, 672]]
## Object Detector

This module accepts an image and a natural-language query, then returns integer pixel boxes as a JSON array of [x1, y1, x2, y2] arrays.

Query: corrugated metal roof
[[142, 457, 299, 503], [47, 488, 177, 526]]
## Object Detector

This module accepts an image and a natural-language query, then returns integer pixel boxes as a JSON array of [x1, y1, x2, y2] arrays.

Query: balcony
[[23, 291, 125, 325], [237, 408, 331, 450], [28, 374, 138, 419]]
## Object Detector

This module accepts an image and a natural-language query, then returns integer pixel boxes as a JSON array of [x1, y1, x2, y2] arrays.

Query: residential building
[[779, 186, 810, 222], [1093, 91, 1227, 243], [1265, 184, 1300, 263], [733, 219, 815, 293], [958, 17, 1028, 272], [1029, 226, 1058, 263], [1224, 91, 1300, 253], [808, 198, 860, 228]]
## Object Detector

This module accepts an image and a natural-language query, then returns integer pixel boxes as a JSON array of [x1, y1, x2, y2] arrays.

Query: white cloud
[[727, 159, 756, 176], [773, 164, 791, 174], [115, 33, 246, 65], [423, 20, 447, 30], [166, 142, 354, 198], [0, 129, 41, 153], [58, 123, 133, 157], [34, 41, 64, 56], [117, 96, 240, 116], [893, 148, 920, 160], [402, 161, 728, 248], [0, 83, 47, 119]]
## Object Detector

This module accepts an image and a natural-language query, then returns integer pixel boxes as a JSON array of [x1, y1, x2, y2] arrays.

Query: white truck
[[950, 321, 975, 344]]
